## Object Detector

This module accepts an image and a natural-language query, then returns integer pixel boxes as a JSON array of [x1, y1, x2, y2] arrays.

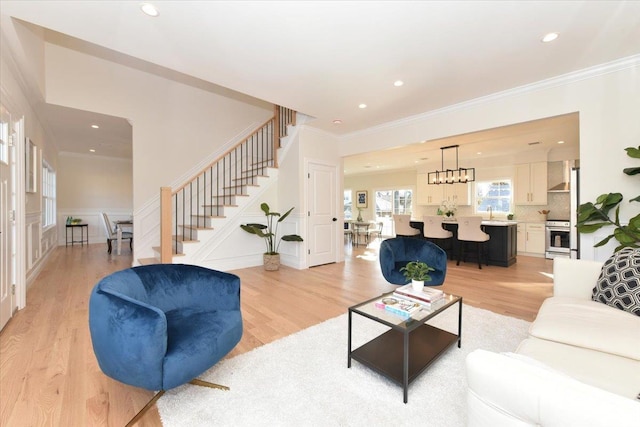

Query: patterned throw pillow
[[593, 248, 640, 316]]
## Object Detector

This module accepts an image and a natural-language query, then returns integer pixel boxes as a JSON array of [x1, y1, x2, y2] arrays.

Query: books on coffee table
[[393, 284, 444, 306], [374, 297, 422, 318]]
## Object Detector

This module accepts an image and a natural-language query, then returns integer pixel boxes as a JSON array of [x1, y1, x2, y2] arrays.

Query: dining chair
[[366, 221, 384, 243], [100, 212, 133, 254], [456, 216, 490, 269], [344, 221, 353, 244]]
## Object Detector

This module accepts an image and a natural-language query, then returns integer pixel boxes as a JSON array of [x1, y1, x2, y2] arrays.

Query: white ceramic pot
[[411, 279, 424, 292]]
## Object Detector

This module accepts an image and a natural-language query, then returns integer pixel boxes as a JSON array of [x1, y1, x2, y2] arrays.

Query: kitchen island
[[409, 220, 517, 267]]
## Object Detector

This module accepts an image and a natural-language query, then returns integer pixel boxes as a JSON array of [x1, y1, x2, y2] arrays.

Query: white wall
[[0, 17, 59, 304], [340, 57, 640, 261], [57, 152, 133, 245], [42, 40, 274, 259]]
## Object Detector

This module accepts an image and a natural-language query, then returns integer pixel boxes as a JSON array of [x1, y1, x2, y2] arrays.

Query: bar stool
[[423, 215, 454, 260], [393, 214, 420, 237], [456, 216, 490, 269]]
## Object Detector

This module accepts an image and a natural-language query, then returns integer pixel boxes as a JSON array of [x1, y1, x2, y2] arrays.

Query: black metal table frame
[[65, 223, 89, 246], [348, 293, 462, 403]]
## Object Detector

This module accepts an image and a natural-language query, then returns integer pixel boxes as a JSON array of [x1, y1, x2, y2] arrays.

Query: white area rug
[[157, 304, 530, 427]]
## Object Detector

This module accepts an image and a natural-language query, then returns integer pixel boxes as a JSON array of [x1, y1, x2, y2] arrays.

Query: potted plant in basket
[[240, 202, 304, 271], [400, 260, 435, 292]]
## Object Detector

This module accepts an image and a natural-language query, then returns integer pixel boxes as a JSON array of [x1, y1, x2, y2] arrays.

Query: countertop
[[434, 219, 519, 226]]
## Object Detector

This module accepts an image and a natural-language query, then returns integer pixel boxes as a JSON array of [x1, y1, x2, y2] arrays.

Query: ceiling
[[344, 112, 580, 176], [2, 1, 639, 160]]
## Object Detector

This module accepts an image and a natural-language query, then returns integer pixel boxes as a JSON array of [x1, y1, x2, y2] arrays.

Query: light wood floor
[[0, 240, 553, 426]]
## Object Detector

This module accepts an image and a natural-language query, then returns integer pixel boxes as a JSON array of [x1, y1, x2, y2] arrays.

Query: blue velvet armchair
[[379, 237, 448, 286], [89, 264, 243, 425]]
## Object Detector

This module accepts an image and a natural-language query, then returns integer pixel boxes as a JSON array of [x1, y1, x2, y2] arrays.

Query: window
[[374, 189, 414, 235], [42, 161, 56, 228], [344, 190, 352, 219], [375, 189, 414, 217], [475, 180, 512, 215]]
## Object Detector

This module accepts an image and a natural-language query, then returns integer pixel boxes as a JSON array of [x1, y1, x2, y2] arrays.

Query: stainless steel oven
[[545, 220, 571, 259]]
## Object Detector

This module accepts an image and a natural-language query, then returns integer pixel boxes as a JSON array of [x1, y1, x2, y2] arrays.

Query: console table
[[65, 223, 88, 246]]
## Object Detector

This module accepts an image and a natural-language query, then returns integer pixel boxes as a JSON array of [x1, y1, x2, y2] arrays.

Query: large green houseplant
[[577, 145, 640, 251], [240, 202, 304, 270]]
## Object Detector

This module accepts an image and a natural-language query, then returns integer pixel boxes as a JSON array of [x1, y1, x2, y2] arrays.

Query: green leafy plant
[[400, 260, 435, 282], [577, 145, 640, 251], [240, 203, 303, 254]]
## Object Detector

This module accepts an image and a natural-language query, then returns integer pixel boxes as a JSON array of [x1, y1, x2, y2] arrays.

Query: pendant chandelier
[[427, 144, 475, 185]]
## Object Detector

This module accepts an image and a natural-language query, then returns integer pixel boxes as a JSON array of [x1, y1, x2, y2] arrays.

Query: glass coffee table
[[348, 291, 462, 403]]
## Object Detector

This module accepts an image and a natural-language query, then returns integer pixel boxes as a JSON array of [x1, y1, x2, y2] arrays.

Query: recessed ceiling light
[[358, 103, 367, 109], [89, 149, 96, 153], [557, 140, 565, 144], [394, 80, 404, 87], [541, 32, 559, 43], [91, 124, 99, 129], [477, 152, 482, 155], [333, 119, 342, 124], [141, 3, 159, 17]]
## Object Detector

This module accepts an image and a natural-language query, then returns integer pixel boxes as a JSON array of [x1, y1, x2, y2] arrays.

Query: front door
[[307, 162, 337, 267], [0, 103, 16, 331]]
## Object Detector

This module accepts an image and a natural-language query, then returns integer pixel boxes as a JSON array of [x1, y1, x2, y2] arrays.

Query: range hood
[[548, 160, 578, 192]]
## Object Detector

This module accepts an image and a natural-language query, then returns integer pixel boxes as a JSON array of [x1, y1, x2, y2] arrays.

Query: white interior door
[[0, 103, 16, 331], [307, 162, 337, 267]]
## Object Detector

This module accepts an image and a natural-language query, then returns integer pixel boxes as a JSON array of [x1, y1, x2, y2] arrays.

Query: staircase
[[138, 106, 296, 265]]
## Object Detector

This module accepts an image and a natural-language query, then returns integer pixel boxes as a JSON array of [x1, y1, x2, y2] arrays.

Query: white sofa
[[466, 257, 640, 427]]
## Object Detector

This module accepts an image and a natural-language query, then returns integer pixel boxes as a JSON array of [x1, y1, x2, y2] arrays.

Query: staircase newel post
[[160, 187, 172, 263]]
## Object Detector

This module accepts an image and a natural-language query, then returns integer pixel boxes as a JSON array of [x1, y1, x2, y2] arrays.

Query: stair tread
[[182, 225, 215, 230], [172, 235, 200, 243], [152, 246, 185, 256], [137, 257, 160, 265]]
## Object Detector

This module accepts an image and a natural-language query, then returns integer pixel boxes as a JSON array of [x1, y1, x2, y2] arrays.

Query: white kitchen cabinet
[[417, 173, 469, 206], [517, 222, 545, 255], [417, 173, 441, 205], [514, 162, 547, 205], [444, 182, 470, 205]]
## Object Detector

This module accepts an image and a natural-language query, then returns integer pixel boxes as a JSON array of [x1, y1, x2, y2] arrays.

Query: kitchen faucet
[[488, 206, 493, 220]]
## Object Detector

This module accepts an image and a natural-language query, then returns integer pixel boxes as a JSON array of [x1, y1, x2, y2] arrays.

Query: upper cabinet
[[514, 162, 548, 205], [417, 173, 470, 206], [444, 181, 470, 205]]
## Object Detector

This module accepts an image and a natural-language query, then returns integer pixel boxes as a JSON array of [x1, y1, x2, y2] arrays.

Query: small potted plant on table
[[400, 260, 435, 292]]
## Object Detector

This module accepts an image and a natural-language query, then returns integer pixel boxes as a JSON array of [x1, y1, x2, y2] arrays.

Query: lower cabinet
[[517, 222, 545, 255]]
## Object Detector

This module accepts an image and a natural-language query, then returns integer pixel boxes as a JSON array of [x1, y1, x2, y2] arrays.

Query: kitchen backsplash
[[412, 191, 571, 222]]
